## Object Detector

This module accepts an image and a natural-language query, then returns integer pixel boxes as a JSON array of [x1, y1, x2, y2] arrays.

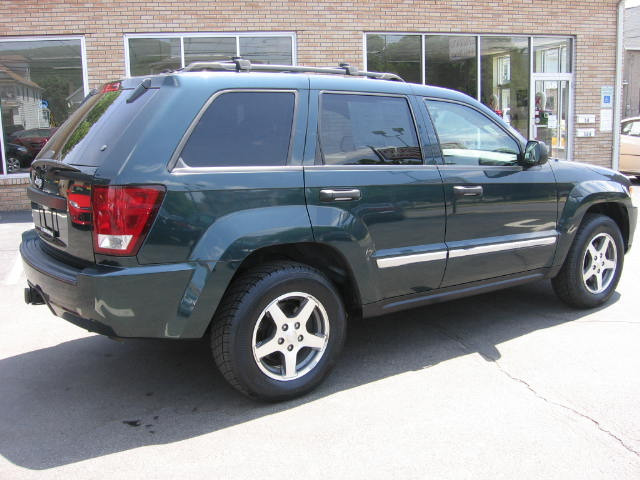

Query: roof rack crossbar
[[181, 59, 405, 82]]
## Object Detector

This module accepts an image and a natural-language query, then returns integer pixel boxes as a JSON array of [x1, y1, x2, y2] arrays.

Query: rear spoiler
[[32, 159, 82, 174], [31, 159, 88, 182]]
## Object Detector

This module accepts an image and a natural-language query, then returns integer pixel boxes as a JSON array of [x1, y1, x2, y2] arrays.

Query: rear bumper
[[20, 230, 221, 338]]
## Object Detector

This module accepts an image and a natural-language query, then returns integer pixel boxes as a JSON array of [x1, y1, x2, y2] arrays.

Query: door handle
[[319, 188, 361, 202], [453, 185, 483, 197]]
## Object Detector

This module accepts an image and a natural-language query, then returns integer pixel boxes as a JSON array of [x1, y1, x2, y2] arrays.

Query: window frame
[[364, 33, 576, 161], [423, 97, 525, 167], [316, 90, 426, 167], [124, 32, 297, 77], [169, 88, 299, 172], [363, 32, 575, 101], [0, 35, 89, 179]]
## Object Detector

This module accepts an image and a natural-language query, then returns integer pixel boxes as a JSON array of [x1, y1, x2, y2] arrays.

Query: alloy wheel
[[251, 292, 330, 381], [582, 232, 617, 294]]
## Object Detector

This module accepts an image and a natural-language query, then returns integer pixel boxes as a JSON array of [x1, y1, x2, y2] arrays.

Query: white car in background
[[620, 117, 640, 175]]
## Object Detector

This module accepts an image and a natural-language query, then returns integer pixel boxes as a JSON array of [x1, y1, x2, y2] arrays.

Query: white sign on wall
[[600, 109, 613, 132], [577, 128, 596, 137]]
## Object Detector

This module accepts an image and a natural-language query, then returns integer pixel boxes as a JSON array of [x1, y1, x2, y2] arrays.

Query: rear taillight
[[101, 81, 121, 93], [91, 185, 165, 256]]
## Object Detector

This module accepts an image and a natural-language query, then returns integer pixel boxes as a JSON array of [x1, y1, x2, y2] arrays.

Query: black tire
[[6, 157, 20, 174], [552, 213, 624, 308], [211, 262, 346, 401]]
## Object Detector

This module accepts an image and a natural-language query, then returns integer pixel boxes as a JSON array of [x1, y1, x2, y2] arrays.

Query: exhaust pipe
[[24, 286, 45, 305]]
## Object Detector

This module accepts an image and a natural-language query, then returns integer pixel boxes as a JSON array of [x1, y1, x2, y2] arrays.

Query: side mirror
[[522, 140, 549, 167]]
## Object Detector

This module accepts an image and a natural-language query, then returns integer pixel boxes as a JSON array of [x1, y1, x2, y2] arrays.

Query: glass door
[[532, 77, 571, 160]]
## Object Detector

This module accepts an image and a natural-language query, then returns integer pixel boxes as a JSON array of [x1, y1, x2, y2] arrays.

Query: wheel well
[[584, 202, 630, 251], [232, 243, 363, 318]]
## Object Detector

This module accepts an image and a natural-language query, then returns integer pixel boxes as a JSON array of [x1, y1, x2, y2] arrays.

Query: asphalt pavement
[[1, 206, 639, 479]]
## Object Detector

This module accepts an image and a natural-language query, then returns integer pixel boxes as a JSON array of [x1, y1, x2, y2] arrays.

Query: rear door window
[[317, 93, 422, 165], [178, 91, 295, 168]]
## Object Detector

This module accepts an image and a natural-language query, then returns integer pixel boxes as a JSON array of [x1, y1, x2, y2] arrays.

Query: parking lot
[[1, 206, 639, 479]]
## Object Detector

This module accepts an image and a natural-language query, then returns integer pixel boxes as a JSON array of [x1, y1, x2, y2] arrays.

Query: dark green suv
[[20, 61, 637, 401]]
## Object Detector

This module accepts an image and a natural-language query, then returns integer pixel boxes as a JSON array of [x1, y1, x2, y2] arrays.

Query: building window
[[184, 37, 236, 66], [425, 35, 477, 98], [534, 38, 572, 73], [238, 37, 293, 65], [126, 33, 296, 77], [0, 37, 87, 176], [365, 34, 574, 142], [128, 38, 181, 76], [481, 37, 530, 138], [366, 34, 422, 84]]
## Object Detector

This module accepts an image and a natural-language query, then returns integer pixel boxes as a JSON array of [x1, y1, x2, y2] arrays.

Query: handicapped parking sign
[[601, 86, 613, 108]]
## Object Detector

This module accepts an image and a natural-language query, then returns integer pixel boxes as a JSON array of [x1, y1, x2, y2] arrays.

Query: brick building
[[624, 5, 640, 118], [0, 0, 625, 210]]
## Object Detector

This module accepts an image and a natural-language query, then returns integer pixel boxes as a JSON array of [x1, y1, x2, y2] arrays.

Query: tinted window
[[426, 100, 520, 166], [318, 94, 422, 165], [40, 88, 157, 167], [179, 91, 295, 168]]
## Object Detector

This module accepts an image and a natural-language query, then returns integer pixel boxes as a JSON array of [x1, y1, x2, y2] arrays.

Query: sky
[[628, 0, 640, 8]]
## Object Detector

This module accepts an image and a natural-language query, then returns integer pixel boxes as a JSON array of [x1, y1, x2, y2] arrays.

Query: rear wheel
[[6, 157, 20, 174], [552, 214, 624, 308], [211, 262, 346, 401]]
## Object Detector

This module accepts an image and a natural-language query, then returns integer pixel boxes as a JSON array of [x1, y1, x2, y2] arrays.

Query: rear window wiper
[[126, 78, 152, 104]]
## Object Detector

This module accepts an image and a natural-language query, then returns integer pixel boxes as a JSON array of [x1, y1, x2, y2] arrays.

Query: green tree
[[38, 76, 70, 127]]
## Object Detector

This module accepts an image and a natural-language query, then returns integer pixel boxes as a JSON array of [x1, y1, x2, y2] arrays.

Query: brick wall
[[0, 0, 621, 174], [0, 177, 29, 211]]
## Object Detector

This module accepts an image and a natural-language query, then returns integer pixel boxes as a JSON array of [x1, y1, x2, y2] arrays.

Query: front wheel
[[552, 214, 624, 308], [211, 262, 346, 401]]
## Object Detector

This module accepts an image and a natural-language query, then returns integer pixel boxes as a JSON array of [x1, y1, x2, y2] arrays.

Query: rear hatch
[[28, 78, 163, 263]]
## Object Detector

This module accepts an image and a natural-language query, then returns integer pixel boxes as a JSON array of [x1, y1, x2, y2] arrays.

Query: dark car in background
[[19, 61, 637, 401], [1, 138, 30, 174], [8, 127, 58, 161]]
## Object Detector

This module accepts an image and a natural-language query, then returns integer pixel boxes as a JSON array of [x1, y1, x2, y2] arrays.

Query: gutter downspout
[[613, 0, 625, 170]]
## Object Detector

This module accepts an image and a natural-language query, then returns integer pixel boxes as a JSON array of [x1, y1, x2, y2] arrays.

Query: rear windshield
[[39, 87, 156, 166]]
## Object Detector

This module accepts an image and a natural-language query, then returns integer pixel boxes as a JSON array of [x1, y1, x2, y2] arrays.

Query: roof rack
[[181, 57, 405, 82]]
